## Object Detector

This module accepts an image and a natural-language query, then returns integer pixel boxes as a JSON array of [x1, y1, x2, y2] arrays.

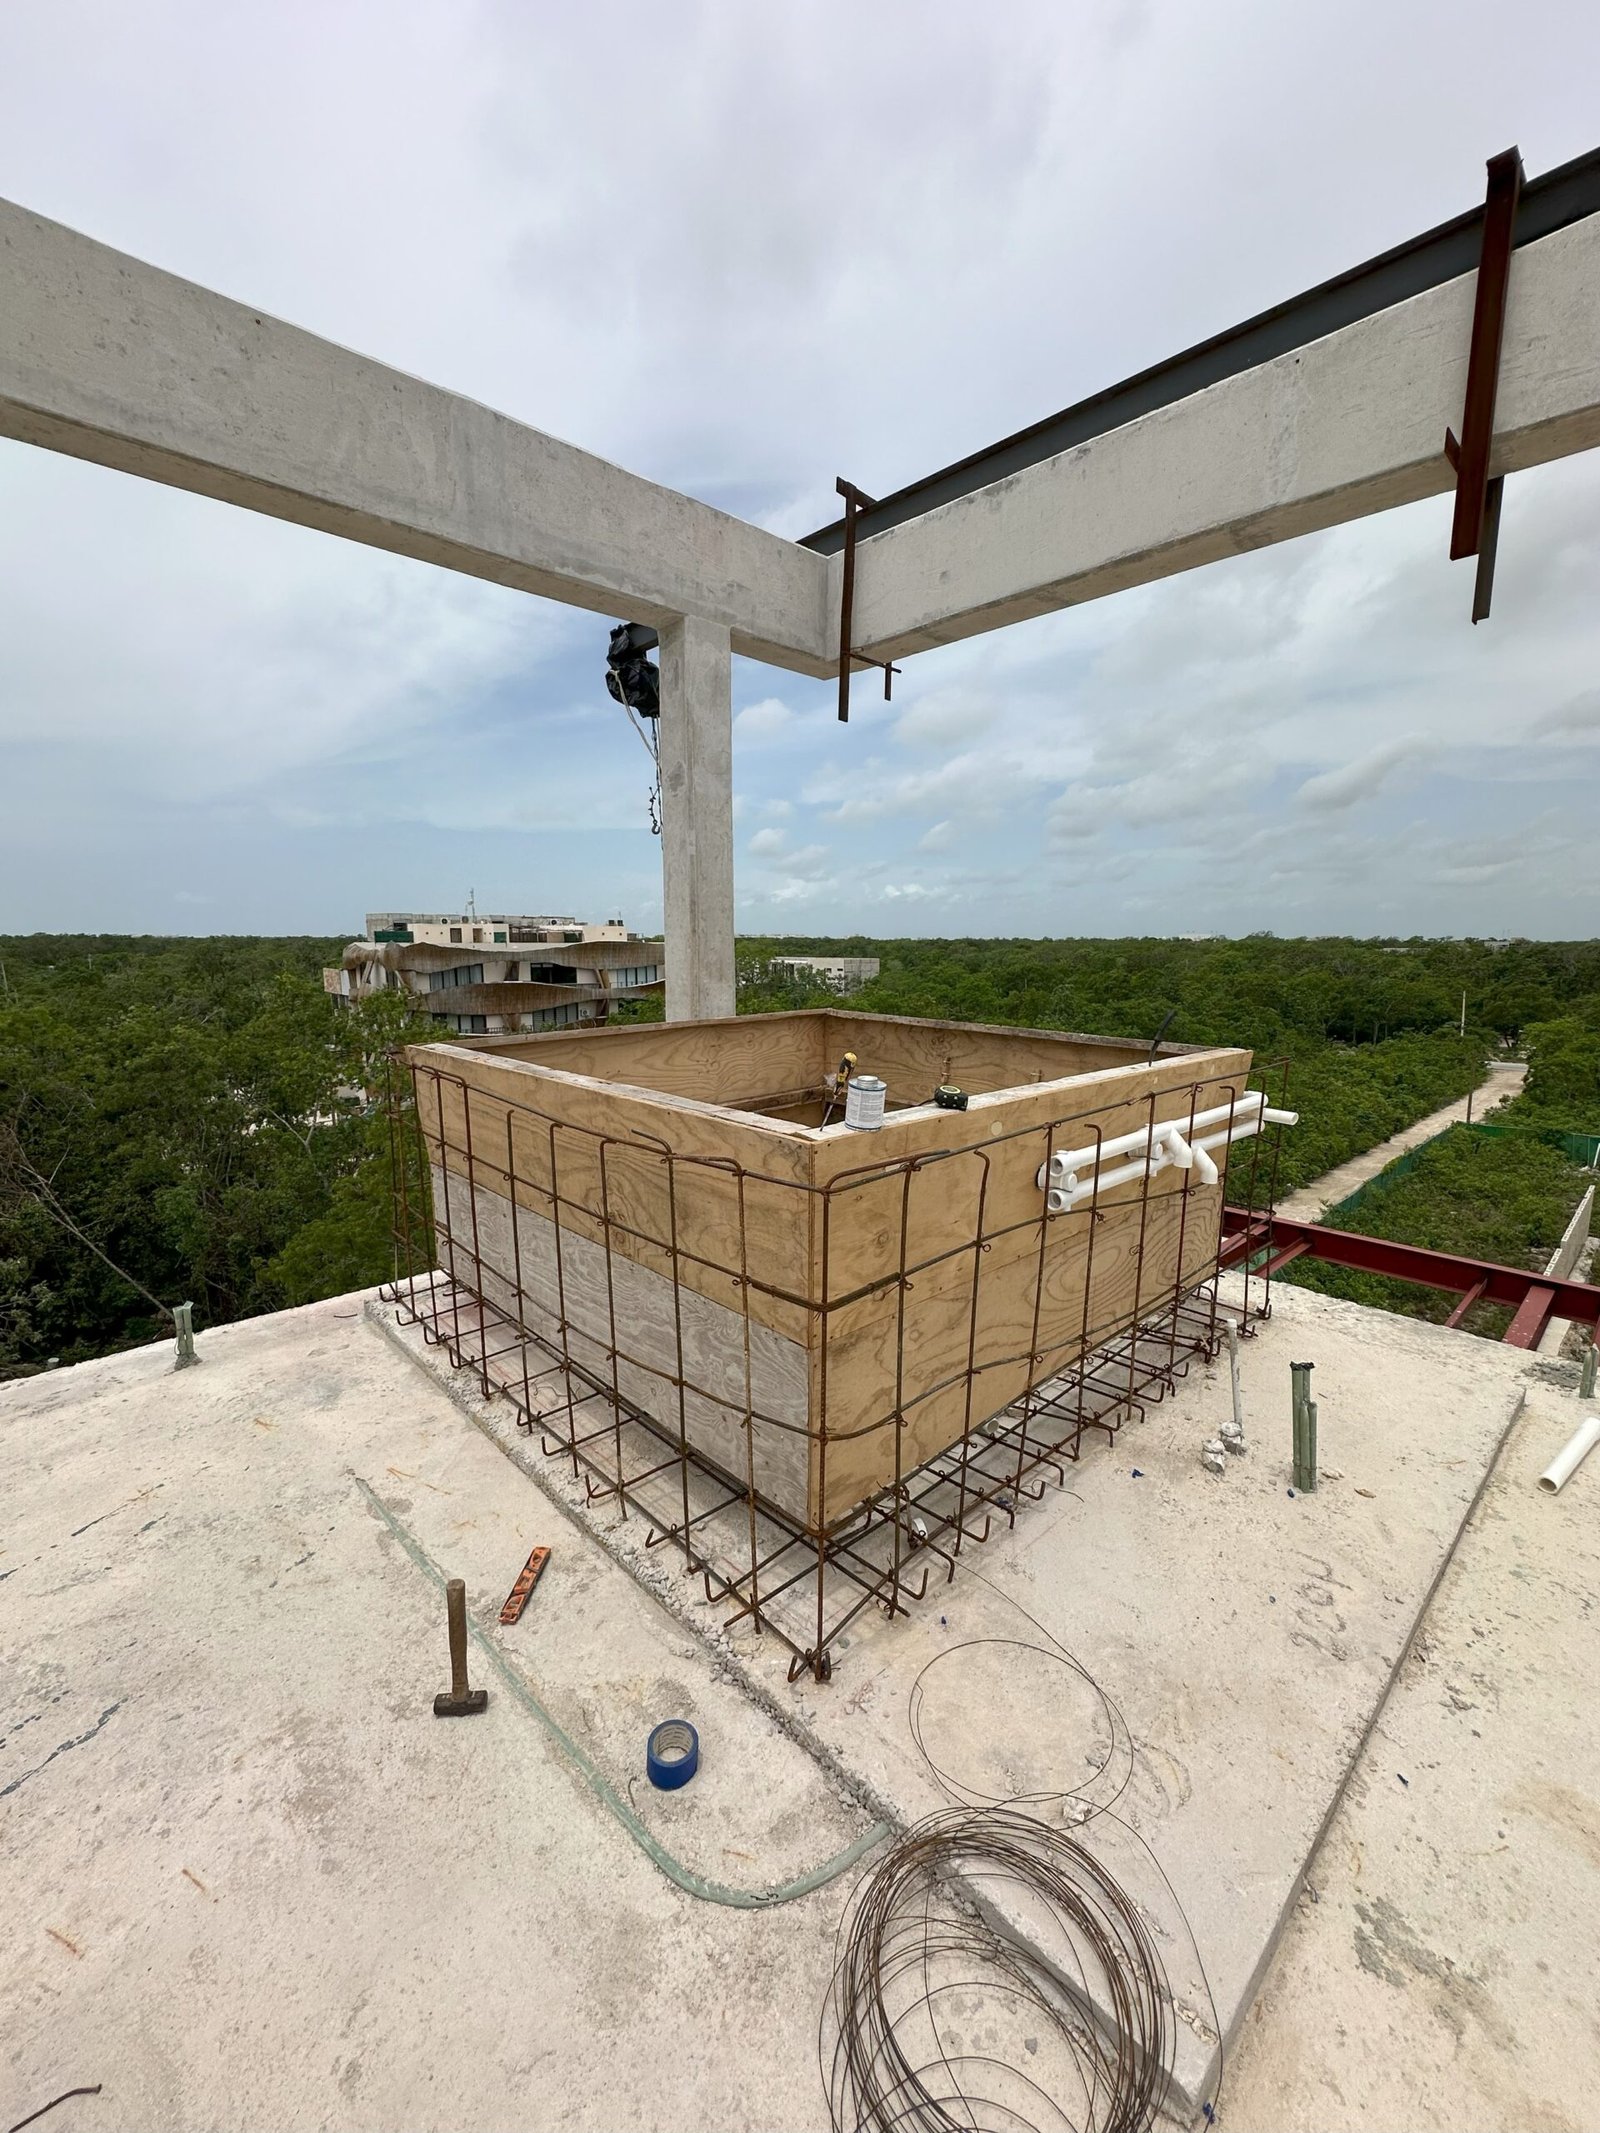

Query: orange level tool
[[499, 1545, 551, 1625]]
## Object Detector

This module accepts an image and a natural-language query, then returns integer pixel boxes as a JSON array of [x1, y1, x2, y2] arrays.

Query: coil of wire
[[822, 1802, 1176, 2133]]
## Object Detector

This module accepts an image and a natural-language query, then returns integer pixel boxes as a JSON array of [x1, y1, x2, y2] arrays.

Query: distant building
[[769, 955, 880, 994], [324, 912, 664, 1034]]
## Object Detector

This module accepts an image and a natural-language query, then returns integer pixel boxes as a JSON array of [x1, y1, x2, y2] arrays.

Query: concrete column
[[658, 615, 735, 1022]]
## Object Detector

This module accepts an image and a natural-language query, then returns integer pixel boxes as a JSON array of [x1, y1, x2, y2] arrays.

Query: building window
[[449, 926, 462, 943], [428, 963, 485, 992], [473, 928, 484, 943], [521, 1001, 586, 1031], [493, 931, 507, 944]]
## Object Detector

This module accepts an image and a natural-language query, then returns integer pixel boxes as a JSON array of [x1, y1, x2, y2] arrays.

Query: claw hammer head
[[433, 1577, 488, 1717]]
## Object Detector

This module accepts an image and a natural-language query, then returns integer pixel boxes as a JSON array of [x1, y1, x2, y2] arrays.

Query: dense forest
[[3, 931, 1599, 1372], [0, 935, 407, 1372], [739, 933, 1600, 1201]]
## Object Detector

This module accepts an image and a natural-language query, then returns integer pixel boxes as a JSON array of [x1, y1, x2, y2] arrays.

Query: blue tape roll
[[646, 1718, 700, 1790]]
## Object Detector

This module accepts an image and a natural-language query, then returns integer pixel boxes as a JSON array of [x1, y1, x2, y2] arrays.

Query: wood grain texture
[[410, 1018, 1254, 1531], [820, 1009, 1206, 1100], [449, 1011, 828, 1105], [812, 1180, 1225, 1524], [432, 1167, 812, 1520], [409, 1043, 816, 1345]]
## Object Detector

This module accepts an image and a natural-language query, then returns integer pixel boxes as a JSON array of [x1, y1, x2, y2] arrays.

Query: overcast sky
[[2, 0, 1598, 942]]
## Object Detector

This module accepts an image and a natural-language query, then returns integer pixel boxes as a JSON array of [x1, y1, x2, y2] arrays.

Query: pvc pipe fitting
[[1037, 1090, 1292, 1208], [1539, 1413, 1600, 1494]]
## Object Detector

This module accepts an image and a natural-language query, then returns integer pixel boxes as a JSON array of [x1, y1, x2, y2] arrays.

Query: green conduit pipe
[[354, 1476, 890, 1909]]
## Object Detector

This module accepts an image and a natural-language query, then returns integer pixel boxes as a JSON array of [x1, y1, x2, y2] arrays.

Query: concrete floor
[[1, 1295, 866, 2133], [377, 1275, 1538, 2116], [1225, 1378, 1600, 2129], [1276, 1061, 1526, 1221], [3, 1276, 1593, 2130]]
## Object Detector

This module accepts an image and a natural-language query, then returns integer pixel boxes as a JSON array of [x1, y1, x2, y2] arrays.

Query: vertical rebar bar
[[173, 1301, 197, 1371], [1291, 1359, 1317, 1492]]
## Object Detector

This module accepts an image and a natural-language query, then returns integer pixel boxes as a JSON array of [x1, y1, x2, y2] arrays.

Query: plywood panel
[[409, 1043, 817, 1346], [432, 1168, 812, 1521], [821, 1010, 1206, 1099], [812, 1049, 1253, 1305], [455, 1012, 829, 1106], [408, 1016, 1255, 1534], [812, 1181, 1224, 1524]]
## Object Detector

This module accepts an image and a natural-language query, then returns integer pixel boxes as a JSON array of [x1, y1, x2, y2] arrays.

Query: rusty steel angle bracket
[[835, 478, 901, 722], [1443, 146, 1523, 623], [499, 1543, 550, 1624]]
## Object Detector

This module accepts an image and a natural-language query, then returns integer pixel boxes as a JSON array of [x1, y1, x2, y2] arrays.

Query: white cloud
[[1296, 739, 1430, 812], [1533, 689, 1600, 740], [2, 2, 1599, 935], [734, 696, 795, 742], [747, 826, 789, 857], [779, 843, 833, 880], [893, 686, 1002, 751]]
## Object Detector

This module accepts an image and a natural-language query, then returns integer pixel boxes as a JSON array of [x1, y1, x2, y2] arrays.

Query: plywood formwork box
[[408, 1012, 1253, 1532]]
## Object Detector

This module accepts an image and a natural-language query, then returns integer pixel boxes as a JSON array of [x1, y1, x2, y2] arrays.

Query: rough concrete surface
[[1276, 1061, 1526, 1222], [1, 1294, 867, 2133], [372, 1275, 1537, 2114], [2, 1275, 1571, 2130], [1223, 1381, 1600, 2129]]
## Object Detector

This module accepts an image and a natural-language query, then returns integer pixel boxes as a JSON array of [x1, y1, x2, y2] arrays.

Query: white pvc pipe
[[1038, 1092, 1273, 1189], [1051, 1109, 1279, 1212], [1163, 1127, 1196, 1171], [1037, 1091, 1297, 1210], [1539, 1413, 1600, 1494]]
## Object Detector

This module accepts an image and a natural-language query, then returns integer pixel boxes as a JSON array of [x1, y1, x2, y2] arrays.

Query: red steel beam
[[1448, 147, 1524, 565], [1222, 1208, 1600, 1331], [1443, 1277, 1490, 1330], [1503, 1284, 1558, 1350]]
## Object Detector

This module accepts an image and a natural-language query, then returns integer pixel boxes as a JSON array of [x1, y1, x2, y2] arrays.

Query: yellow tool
[[821, 1051, 858, 1129]]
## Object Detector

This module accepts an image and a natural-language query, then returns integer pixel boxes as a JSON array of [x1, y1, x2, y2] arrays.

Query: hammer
[[433, 1578, 488, 1717]]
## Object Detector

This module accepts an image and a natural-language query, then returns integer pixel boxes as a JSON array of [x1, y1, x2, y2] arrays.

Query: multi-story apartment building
[[768, 954, 880, 994], [324, 912, 664, 1034]]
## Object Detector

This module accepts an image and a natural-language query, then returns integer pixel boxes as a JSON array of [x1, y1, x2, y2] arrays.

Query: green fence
[[1468, 1123, 1600, 1168], [1322, 1120, 1600, 1221]]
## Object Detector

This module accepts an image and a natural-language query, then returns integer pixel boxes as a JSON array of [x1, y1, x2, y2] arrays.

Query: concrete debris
[[1202, 1440, 1229, 1475], [1220, 1419, 1248, 1457]]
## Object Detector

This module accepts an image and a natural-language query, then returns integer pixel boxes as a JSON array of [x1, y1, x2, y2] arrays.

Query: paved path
[[1276, 1060, 1526, 1222]]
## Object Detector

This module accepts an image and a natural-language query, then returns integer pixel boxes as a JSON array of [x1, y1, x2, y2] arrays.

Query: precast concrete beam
[[0, 199, 833, 675], [845, 213, 1600, 659], [658, 615, 735, 1021]]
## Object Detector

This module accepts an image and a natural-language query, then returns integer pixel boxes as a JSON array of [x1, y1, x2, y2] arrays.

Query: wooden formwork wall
[[409, 1018, 1253, 1533]]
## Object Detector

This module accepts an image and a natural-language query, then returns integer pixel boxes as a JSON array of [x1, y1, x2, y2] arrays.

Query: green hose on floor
[[353, 1476, 889, 1909]]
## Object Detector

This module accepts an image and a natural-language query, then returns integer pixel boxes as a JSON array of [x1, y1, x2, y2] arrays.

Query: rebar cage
[[382, 1043, 1290, 1681]]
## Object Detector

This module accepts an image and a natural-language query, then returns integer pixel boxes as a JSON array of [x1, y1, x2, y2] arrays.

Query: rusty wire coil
[[822, 1804, 1175, 2133]]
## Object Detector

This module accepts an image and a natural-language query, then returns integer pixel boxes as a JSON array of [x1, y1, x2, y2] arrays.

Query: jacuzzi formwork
[[385, 1011, 1290, 1679]]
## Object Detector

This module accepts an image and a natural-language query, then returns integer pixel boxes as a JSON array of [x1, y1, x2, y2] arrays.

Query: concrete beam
[[658, 616, 735, 1022], [847, 213, 1600, 659], [0, 199, 833, 675]]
